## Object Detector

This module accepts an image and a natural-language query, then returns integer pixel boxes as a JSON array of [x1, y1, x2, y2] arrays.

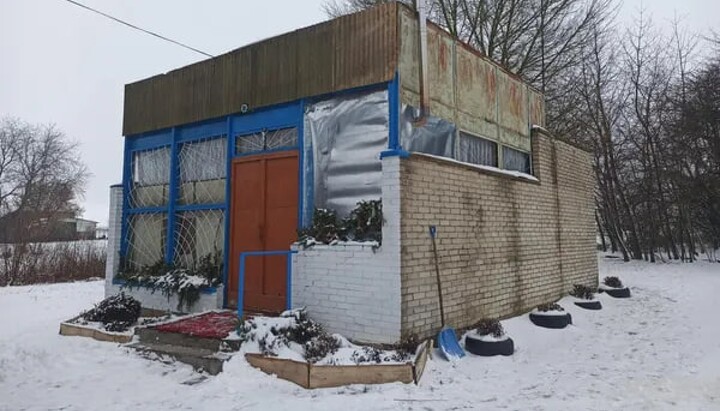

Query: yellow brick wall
[[399, 132, 597, 339]]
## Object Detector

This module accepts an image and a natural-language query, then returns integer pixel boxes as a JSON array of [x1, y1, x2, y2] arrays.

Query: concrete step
[[128, 342, 231, 375], [136, 327, 226, 352]]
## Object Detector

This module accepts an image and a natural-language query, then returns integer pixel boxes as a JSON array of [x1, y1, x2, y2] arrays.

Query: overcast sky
[[1, 0, 717, 226]]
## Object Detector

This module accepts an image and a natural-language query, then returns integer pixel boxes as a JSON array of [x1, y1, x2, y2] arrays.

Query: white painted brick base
[[291, 156, 402, 344], [103, 184, 222, 313], [105, 282, 224, 313]]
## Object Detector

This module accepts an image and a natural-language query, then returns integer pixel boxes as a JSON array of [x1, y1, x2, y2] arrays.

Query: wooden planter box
[[59, 316, 133, 344], [246, 341, 430, 389]]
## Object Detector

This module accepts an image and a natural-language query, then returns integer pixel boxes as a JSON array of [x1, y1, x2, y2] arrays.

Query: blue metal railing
[[237, 250, 298, 319]]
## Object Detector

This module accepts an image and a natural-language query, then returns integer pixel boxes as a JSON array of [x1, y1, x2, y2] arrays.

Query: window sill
[[111, 278, 219, 294]]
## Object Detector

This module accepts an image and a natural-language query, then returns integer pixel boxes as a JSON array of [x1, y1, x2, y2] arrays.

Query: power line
[[60, 0, 214, 58]]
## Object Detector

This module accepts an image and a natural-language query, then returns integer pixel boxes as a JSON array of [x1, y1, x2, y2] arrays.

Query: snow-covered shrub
[[82, 293, 141, 332], [603, 276, 623, 288], [395, 334, 419, 358], [350, 346, 383, 364], [238, 309, 341, 363], [536, 302, 565, 312], [344, 200, 383, 244], [571, 284, 596, 300], [474, 318, 506, 338], [303, 333, 341, 363], [117, 252, 222, 311], [297, 208, 344, 246], [297, 200, 384, 247]]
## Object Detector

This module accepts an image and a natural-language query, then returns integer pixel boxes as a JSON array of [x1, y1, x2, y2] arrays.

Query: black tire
[[605, 287, 631, 298], [529, 312, 572, 329], [465, 335, 514, 356], [574, 300, 602, 310]]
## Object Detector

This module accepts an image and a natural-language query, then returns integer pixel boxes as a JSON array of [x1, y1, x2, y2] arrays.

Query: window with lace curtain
[[457, 131, 498, 167]]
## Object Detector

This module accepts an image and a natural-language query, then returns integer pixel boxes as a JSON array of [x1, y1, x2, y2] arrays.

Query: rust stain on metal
[[438, 37, 449, 70], [508, 81, 521, 117]]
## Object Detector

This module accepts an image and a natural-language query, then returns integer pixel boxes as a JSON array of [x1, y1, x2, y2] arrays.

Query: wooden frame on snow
[[246, 340, 430, 389], [59, 315, 133, 344]]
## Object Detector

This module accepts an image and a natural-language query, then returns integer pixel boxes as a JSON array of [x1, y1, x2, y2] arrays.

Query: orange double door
[[227, 151, 299, 314]]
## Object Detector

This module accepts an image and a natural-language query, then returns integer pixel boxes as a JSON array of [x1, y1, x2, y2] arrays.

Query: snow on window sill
[[292, 240, 380, 252], [111, 278, 219, 294], [411, 152, 539, 182]]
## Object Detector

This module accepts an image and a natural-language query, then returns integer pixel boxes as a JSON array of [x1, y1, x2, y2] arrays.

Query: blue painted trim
[[297, 99, 306, 227], [222, 116, 233, 308], [234, 145, 300, 158], [237, 250, 298, 319], [120, 139, 132, 259], [230, 101, 302, 140], [177, 120, 227, 143], [126, 206, 168, 214], [380, 149, 410, 159], [388, 71, 400, 150], [165, 128, 179, 264], [125, 132, 172, 151], [305, 81, 389, 105], [174, 203, 225, 212]]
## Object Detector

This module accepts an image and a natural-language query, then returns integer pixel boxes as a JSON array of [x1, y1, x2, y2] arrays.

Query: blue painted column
[[382, 72, 409, 159], [119, 139, 132, 259], [165, 127, 179, 264], [222, 116, 233, 307]]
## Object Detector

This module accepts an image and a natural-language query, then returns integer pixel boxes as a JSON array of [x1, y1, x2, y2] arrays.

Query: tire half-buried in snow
[[464, 333, 514, 356], [529, 312, 572, 329], [574, 300, 602, 310], [602, 287, 631, 298]]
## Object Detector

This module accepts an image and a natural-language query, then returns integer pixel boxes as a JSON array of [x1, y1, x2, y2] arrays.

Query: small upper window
[[503, 146, 531, 174], [236, 127, 298, 154], [458, 131, 498, 167]]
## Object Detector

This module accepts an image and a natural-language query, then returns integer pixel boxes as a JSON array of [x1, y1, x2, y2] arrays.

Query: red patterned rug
[[151, 311, 239, 339]]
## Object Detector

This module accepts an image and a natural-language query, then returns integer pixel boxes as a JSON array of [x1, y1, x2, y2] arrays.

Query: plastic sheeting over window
[[304, 89, 389, 218], [458, 131, 498, 167], [503, 146, 531, 174], [399, 105, 456, 158]]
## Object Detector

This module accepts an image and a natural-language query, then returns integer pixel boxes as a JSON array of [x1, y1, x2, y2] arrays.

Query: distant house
[[105, 3, 598, 344], [0, 211, 99, 243], [60, 217, 99, 240]]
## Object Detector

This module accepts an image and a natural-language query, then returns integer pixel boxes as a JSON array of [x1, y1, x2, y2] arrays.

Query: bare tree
[[0, 118, 88, 243]]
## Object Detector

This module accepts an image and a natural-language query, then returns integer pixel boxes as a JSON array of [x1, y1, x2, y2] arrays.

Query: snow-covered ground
[[1, 255, 718, 410]]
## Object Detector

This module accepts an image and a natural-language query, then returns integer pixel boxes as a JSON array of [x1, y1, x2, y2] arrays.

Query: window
[[173, 210, 224, 270], [133, 147, 170, 186], [458, 131, 498, 167], [126, 213, 167, 270], [178, 137, 227, 205], [503, 146, 531, 174], [130, 147, 171, 207], [236, 127, 298, 155]]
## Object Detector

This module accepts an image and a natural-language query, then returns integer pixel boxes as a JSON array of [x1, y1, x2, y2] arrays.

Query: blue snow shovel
[[429, 225, 465, 361]]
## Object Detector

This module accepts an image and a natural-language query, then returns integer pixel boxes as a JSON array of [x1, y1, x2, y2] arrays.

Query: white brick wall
[[103, 184, 222, 313], [291, 156, 402, 344], [103, 185, 122, 295]]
